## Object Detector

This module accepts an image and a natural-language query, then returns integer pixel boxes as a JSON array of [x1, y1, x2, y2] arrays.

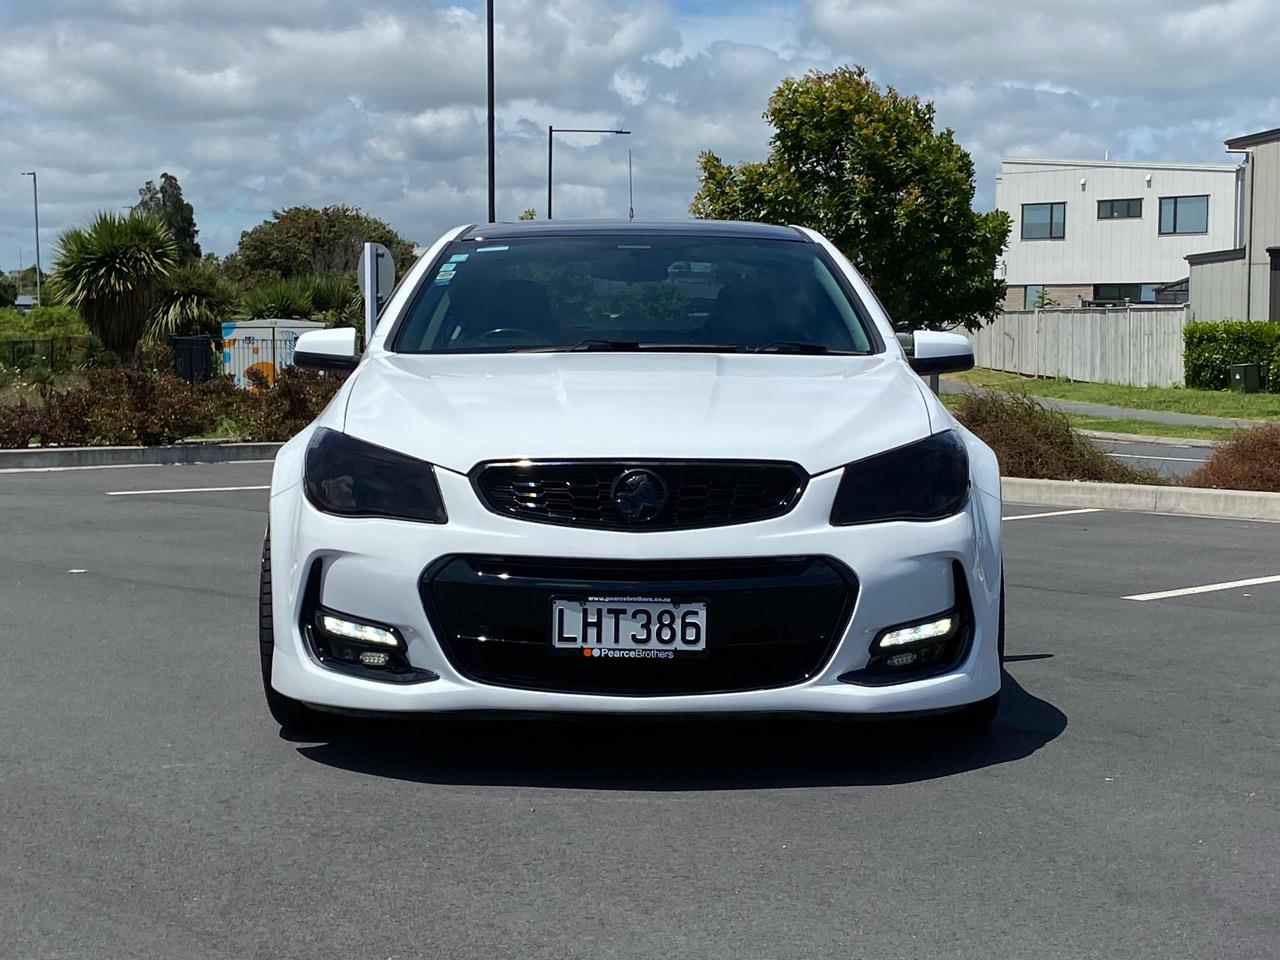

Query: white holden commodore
[[262, 220, 1004, 734]]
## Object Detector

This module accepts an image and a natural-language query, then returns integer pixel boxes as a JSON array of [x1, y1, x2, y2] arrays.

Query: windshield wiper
[[569, 339, 642, 352], [752, 341, 836, 355], [522, 340, 745, 353]]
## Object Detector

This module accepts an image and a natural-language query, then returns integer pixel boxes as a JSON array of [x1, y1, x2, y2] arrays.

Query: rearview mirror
[[294, 327, 360, 372], [908, 331, 973, 376]]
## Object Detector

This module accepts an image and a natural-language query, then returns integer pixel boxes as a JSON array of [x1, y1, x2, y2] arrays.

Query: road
[[2, 461, 1278, 959], [1090, 436, 1213, 478]]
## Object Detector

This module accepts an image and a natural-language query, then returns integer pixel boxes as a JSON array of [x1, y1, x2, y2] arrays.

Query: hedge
[[0, 347, 342, 448], [0, 305, 89, 339], [1184, 321, 1280, 392]]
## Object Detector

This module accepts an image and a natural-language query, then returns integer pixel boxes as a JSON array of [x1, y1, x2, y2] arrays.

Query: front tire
[[260, 531, 331, 735], [952, 691, 1000, 733]]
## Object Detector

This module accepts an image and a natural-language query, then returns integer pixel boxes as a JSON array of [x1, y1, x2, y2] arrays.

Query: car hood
[[341, 352, 933, 476]]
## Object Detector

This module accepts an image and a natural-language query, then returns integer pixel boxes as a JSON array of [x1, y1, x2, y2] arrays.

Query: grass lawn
[[948, 369, 1280, 420], [1062, 416, 1236, 442], [939, 393, 1236, 442]]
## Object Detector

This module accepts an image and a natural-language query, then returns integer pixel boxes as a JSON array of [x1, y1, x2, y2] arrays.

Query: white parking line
[[1004, 508, 1102, 521], [1124, 575, 1280, 602], [105, 485, 269, 496], [1109, 453, 1207, 464]]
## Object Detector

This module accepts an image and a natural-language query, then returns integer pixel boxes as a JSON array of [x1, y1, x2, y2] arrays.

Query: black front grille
[[471, 460, 807, 531], [422, 555, 856, 696]]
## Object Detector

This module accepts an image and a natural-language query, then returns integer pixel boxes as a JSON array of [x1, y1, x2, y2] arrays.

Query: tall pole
[[628, 150, 635, 221], [486, 0, 496, 223], [21, 172, 41, 306]]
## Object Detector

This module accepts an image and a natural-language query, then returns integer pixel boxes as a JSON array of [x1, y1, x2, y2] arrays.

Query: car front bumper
[[267, 468, 1003, 716]]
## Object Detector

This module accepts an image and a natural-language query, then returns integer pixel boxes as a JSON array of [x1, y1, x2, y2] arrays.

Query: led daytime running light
[[878, 615, 955, 649], [321, 615, 400, 648]]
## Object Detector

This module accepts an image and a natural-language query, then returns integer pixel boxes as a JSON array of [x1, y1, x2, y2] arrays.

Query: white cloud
[[0, 0, 1276, 267]]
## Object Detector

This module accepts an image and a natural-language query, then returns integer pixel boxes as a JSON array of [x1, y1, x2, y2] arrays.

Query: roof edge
[[1225, 128, 1280, 150], [1000, 156, 1238, 173], [1186, 247, 1246, 266]]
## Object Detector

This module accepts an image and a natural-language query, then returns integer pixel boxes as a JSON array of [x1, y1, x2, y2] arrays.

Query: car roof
[[459, 219, 810, 242]]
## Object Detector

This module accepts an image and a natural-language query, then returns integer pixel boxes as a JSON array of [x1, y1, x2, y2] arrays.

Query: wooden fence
[[965, 306, 1190, 387]]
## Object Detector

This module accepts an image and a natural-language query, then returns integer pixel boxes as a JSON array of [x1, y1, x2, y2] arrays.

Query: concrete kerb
[[1004, 478, 1280, 522], [0, 442, 283, 470]]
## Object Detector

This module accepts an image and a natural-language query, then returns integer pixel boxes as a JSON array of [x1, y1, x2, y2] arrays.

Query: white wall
[[1189, 256, 1248, 320], [996, 159, 1239, 290]]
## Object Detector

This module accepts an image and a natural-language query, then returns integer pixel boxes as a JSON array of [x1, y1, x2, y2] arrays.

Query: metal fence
[[0, 336, 95, 371], [965, 306, 1191, 387]]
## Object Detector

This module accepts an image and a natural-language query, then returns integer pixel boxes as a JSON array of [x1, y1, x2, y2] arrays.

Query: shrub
[[0, 305, 89, 338], [952, 390, 1163, 483], [1183, 424, 1280, 492], [0, 355, 343, 448], [0, 400, 42, 448], [228, 367, 342, 441], [1184, 321, 1280, 392]]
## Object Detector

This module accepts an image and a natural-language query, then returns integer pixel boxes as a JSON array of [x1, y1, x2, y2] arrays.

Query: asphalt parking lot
[[2, 461, 1278, 959]]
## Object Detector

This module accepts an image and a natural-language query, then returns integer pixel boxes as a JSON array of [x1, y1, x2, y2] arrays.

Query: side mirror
[[294, 327, 360, 372], [908, 331, 974, 376]]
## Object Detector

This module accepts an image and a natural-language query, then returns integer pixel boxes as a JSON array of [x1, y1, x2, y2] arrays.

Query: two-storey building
[[995, 157, 1240, 310], [1187, 127, 1280, 321]]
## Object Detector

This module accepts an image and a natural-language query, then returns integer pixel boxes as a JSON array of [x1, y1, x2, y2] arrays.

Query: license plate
[[551, 598, 707, 655]]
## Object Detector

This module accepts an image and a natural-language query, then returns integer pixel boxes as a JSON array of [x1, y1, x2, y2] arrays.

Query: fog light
[[359, 651, 391, 668], [321, 615, 399, 648], [878, 615, 955, 649], [886, 652, 919, 668]]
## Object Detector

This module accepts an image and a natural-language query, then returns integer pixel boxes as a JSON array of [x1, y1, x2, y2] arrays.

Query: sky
[[1, 0, 1278, 268]]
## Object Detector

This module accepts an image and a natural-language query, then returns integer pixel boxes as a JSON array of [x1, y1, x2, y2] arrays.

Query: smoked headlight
[[829, 430, 969, 525], [304, 427, 448, 523]]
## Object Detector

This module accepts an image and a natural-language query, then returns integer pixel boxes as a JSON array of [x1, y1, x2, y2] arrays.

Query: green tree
[[518, 208, 538, 221], [49, 211, 178, 354], [690, 66, 1010, 332], [0, 273, 16, 309], [150, 259, 241, 340], [234, 205, 415, 281], [137, 173, 202, 263]]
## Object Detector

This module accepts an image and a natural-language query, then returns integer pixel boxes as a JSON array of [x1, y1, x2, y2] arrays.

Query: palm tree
[[49, 211, 178, 354], [305, 273, 362, 328], [150, 259, 241, 340], [241, 277, 315, 321]]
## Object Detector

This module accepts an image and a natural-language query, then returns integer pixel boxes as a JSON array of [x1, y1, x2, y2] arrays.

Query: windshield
[[392, 235, 876, 354]]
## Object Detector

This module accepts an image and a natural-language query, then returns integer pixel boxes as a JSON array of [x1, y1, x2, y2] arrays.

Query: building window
[[1093, 283, 1160, 303], [1022, 202, 1066, 240], [1159, 195, 1209, 235], [1023, 285, 1045, 310], [1098, 198, 1143, 219]]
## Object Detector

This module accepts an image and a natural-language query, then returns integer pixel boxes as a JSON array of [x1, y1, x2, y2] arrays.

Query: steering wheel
[[477, 327, 550, 344]]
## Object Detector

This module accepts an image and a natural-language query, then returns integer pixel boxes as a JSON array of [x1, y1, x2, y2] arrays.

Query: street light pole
[[546, 128, 631, 220], [486, 0, 496, 223], [21, 171, 41, 306]]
